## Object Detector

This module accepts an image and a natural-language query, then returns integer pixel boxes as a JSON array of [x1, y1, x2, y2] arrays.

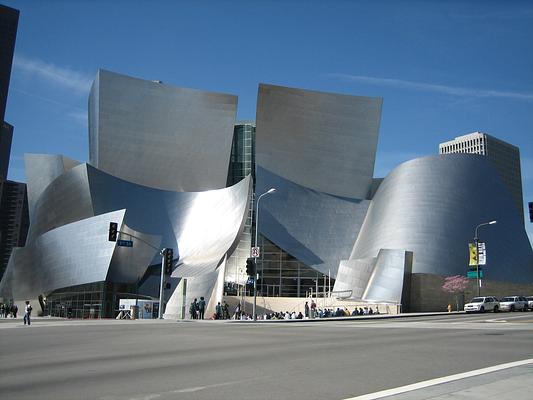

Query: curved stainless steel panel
[[334, 257, 376, 298], [351, 154, 533, 282], [27, 163, 93, 243], [256, 166, 370, 277], [107, 223, 162, 283], [2, 158, 252, 300], [0, 210, 125, 300], [333, 249, 412, 304], [361, 249, 412, 303], [256, 83, 382, 199], [89, 69, 238, 192], [24, 154, 80, 219]]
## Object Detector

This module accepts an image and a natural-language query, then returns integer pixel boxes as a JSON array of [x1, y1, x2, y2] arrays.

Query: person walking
[[215, 302, 222, 319], [23, 301, 32, 326], [310, 300, 317, 318], [12, 304, 18, 318], [198, 297, 206, 320], [222, 301, 230, 320], [304, 301, 309, 318], [233, 303, 241, 320], [189, 299, 198, 320]]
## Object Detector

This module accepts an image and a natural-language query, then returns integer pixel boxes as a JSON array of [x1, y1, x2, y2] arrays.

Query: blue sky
[[3, 0, 533, 242]]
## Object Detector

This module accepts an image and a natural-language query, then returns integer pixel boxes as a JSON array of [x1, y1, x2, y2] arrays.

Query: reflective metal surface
[[256, 83, 382, 199], [256, 166, 370, 277], [89, 69, 238, 192], [351, 154, 533, 282], [1, 159, 252, 300], [24, 154, 80, 218], [333, 249, 413, 304], [0, 210, 125, 300]]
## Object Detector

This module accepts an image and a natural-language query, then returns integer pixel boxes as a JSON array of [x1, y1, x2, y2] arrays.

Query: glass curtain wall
[[45, 281, 139, 318], [256, 237, 334, 298]]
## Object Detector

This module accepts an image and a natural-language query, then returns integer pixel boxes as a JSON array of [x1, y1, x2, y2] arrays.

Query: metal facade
[[256, 83, 382, 199], [256, 166, 370, 277], [350, 154, 533, 283], [89, 69, 238, 192]]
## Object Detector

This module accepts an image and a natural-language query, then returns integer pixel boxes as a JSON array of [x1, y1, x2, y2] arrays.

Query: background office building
[[0, 4, 28, 283], [439, 132, 523, 220]]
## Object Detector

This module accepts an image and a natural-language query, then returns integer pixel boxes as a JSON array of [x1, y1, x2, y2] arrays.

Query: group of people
[[188, 299, 381, 321], [0, 301, 33, 325], [0, 303, 18, 318], [189, 297, 207, 319], [262, 304, 381, 320], [189, 298, 233, 320]]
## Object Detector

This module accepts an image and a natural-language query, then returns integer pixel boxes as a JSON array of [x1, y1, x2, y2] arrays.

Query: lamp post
[[474, 220, 497, 296], [253, 187, 276, 321]]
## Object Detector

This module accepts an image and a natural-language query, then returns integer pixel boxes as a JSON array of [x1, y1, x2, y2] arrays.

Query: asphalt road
[[1, 313, 533, 400]]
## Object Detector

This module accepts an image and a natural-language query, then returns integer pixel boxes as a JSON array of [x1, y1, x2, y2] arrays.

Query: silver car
[[499, 296, 529, 312], [526, 296, 533, 311], [464, 296, 499, 313]]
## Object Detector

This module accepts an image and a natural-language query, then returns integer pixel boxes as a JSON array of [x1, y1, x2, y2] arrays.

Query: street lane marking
[[173, 379, 243, 393], [100, 378, 256, 400], [342, 358, 533, 400]]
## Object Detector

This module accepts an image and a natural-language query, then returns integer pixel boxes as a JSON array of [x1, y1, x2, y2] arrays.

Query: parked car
[[499, 296, 529, 312], [527, 296, 533, 311], [464, 296, 499, 313]]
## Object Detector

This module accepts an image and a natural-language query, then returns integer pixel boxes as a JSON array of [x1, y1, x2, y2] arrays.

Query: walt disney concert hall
[[0, 69, 531, 317]]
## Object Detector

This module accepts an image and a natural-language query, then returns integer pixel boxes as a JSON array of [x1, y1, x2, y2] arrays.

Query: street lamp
[[474, 220, 497, 296], [253, 187, 276, 321]]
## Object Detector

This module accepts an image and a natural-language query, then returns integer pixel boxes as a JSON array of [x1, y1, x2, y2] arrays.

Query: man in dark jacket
[[198, 297, 206, 320]]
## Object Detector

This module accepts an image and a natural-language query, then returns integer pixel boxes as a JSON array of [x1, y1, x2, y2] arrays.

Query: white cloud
[[328, 73, 533, 101], [13, 55, 93, 94]]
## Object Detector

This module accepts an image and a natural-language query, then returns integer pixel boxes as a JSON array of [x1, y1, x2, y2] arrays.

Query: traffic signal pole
[[108, 221, 172, 320], [158, 249, 166, 319]]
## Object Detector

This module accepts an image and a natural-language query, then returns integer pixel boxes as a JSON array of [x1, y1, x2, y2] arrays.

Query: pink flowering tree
[[442, 275, 469, 311]]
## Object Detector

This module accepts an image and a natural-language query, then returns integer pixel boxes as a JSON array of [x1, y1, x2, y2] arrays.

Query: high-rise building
[[439, 132, 523, 220], [0, 180, 28, 278], [0, 4, 19, 123], [227, 122, 255, 187], [0, 5, 27, 285], [0, 121, 13, 182]]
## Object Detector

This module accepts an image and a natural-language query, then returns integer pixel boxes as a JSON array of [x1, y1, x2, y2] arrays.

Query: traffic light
[[164, 248, 173, 275], [246, 258, 255, 276], [108, 222, 118, 242], [529, 202, 533, 223]]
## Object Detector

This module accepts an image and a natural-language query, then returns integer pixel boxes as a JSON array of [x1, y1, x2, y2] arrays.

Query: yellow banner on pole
[[469, 243, 478, 266]]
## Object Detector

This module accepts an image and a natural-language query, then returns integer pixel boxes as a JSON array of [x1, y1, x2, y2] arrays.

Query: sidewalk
[[349, 360, 533, 400]]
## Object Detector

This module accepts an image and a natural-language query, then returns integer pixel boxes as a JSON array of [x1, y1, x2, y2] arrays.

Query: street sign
[[467, 270, 483, 279], [477, 242, 486, 265], [117, 239, 133, 247], [251, 246, 260, 258]]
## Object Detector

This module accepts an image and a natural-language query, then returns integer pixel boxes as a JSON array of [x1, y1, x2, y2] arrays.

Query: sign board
[[251, 246, 260, 258], [468, 243, 477, 266], [119, 299, 158, 319], [117, 239, 133, 247], [477, 242, 486, 265], [467, 270, 483, 279]]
